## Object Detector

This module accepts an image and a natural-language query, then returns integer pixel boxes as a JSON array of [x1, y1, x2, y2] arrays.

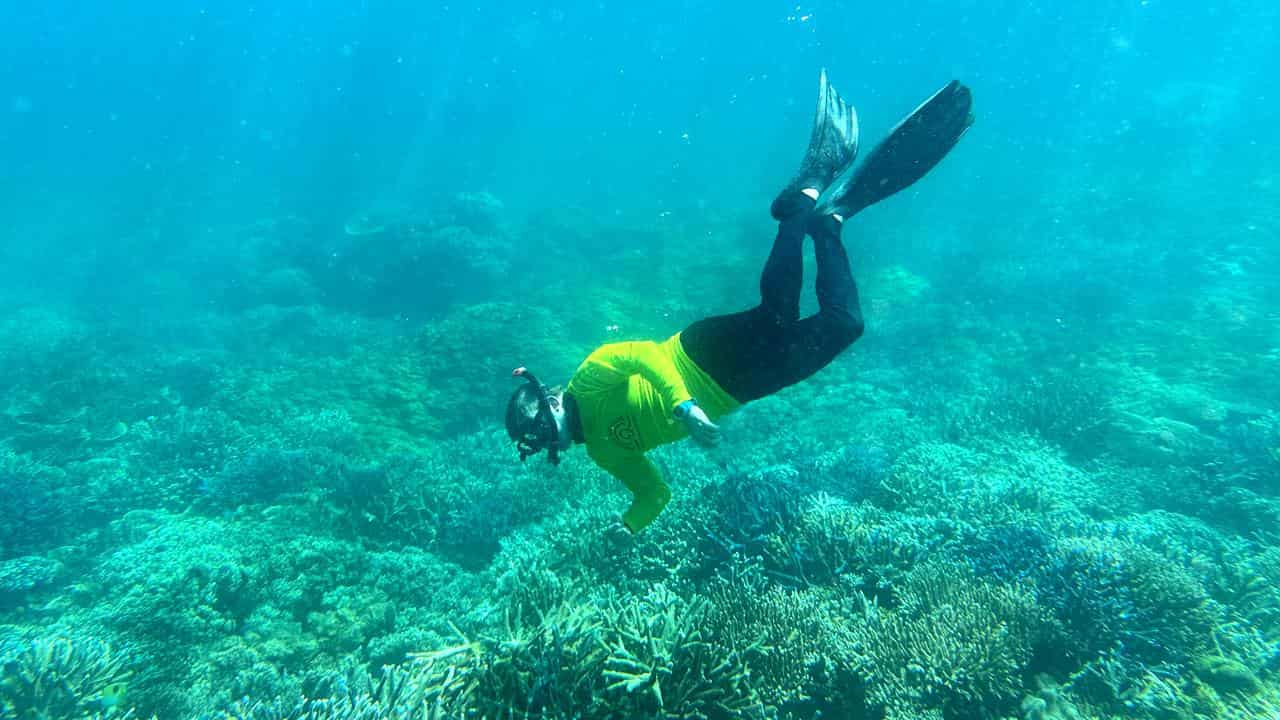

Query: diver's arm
[[601, 454, 672, 533], [576, 342, 693, 415]]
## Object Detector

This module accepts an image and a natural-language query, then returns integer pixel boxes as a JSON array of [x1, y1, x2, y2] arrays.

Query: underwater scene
[[2, 1, 1279, 719]]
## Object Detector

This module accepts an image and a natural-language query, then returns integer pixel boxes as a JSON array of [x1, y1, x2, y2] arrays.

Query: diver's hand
[[604, 519, 635, 550], [679, 405, 721, 447]]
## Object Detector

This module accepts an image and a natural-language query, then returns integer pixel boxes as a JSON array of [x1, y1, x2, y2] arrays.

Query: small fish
[[99, 682, 128, 712]]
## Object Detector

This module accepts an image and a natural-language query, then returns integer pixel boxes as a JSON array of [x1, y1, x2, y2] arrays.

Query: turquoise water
[[2, 2, 1279, 718]]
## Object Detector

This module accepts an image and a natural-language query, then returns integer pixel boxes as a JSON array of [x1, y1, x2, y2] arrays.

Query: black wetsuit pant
[[681, 213, 864, 403]]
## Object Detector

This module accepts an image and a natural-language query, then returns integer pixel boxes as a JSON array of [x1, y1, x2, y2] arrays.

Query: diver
[[506, 70, 974, 535]]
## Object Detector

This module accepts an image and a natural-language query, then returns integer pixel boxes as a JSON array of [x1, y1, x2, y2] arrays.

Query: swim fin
[[771, 68, 859, 221], [814, 80, 973, 219]]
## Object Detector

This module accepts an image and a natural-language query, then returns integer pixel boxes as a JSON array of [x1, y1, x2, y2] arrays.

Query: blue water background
[[3, 1, 1277, 307], [3, 3, 1280, 716]]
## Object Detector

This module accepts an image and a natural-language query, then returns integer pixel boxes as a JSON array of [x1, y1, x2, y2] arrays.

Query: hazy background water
[[4, 4, 1280, 717], [3, 0, 1277, 309]]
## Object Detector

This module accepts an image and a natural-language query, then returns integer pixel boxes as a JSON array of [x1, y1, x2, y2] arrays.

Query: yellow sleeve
[[573, 341, 692, 415], [595, 451, 672, 533]]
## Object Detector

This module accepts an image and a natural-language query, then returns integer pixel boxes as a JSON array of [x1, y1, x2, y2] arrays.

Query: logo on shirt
[[608, 416, 642, 451]]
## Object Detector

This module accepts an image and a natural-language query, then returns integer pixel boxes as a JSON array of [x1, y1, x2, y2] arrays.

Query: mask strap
[[512, 366, 560, 465]]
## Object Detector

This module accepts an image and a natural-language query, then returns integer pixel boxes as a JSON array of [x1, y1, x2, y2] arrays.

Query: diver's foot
[[771, 69, 859, 221], [814, 80, 974, 219], [604, 519, 636, 551]]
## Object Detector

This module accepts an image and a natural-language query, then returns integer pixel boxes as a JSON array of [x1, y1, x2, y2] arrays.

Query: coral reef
[[407, 583, 763, 718], [849, 563, 1052, 719], [0, 635, 141, 719], [2, 186, 1278, 720], [0, 554, 62, 611]]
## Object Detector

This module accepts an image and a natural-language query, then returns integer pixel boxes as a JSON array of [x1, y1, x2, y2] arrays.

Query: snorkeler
[[506, 70, 974, 534]]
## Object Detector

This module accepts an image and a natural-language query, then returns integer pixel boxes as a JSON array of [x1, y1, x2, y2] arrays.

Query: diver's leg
[[725, 216, 864, 394], [681, 69, 860, 402], [808, 215, 865, 352], [681, 217, 807, 402], [758, 213, 808, 322], [681, 212, 864, 402]]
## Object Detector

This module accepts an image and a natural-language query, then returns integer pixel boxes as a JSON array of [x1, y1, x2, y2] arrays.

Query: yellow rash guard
[[566, 333, 739, 532]]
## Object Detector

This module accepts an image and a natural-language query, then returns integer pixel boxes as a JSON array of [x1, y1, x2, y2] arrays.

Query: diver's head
[[506, 367, 573, 464]]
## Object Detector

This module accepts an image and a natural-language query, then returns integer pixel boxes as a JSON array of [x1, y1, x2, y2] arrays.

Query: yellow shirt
[[566, 332, 739, 532]]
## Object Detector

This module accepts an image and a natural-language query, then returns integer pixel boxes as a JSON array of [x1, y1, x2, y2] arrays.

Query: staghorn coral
[[600, 584, 763, 719], [798, 441, 892, 502], [347, 429, 595, 566], [220, 665, 428, 720], [1066, 650, 1203, 719], [850, 562, 1052, 719], [963, 522, 1219, 671], [1043, 536, 1215, 666], [875, 438, 1105, 526], [409, 586, 609, 717], [0, 635, 138, 719], [1238, 545, 1280, 639], [1209, 486, 1280, 538], [764, 493, 952, 600], [875, 442, 989, 514], [407, 582, 764, 719], [76, 508, 494, 717], [703, 560, 850, 713], [710, 463, 807, 548], [994, 371, 1112, 455], [205, 447, 315, 507]]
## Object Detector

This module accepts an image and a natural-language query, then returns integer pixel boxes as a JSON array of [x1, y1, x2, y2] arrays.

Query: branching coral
[[711, 463, 807, 547], [407, 583, 764, 719], [799, 441, 892, 501], [221, 665, 429, 720], [1239, 545, 1280, 639], [764, 493, 952, 600], [206, 447, 315, 507], [703, 561, 848, 712], [850, 563, 1051, 719], [875, 439, 1101, 525], [997, 371, 1113, 454], [967, 522, 1219, 674], [875, 442, 990, 515], [0, 635, 137, 719], [409, 589, 608, 717], [1044, 537, 1215, 666], [601, 585, 763, 719]]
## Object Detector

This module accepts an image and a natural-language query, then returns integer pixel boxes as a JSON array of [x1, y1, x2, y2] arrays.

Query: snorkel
[[511, 366, 562, 465]]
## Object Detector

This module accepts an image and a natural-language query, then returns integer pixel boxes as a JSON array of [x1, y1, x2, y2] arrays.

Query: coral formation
[[849, 563, 1052, 718], [1, 184, 1277, 720], [0, 635, 140, 719]]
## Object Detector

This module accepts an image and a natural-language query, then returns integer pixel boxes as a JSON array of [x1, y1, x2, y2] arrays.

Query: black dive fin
[[814, 80, 973, 218], [771, 68, 860, 220]]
